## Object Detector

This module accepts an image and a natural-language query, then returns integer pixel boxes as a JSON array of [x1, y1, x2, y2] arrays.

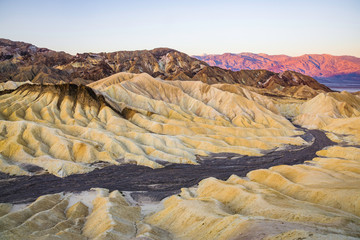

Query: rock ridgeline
[[0, 72, 309, 177], [194, 52, 360, 85], [0, 38, 330, 92]]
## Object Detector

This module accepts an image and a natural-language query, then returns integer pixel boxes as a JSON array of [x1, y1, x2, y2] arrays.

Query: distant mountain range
[[194, 53, 360, 89], [0, 38, 330, 93]]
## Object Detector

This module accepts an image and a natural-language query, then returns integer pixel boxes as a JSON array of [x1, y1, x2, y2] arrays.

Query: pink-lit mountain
[[194, 53, 360, 87]]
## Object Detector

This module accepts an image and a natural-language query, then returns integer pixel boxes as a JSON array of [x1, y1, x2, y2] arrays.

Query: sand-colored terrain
[[146, 146, 360, 239], [294, 91, 360, 144], [0, 73, 306, 177], [140, 89, 360, 239], [0, 188, 171, 240], [1, 145, 359, 240], [0, 80, 32, 91], [1, 72, 360, 239]]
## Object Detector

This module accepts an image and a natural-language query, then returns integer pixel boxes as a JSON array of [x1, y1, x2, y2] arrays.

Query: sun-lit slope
[[280, 85, 323, 99], [146, 146, 360, 240], [2, 146, 359, 240], [0, 188, 170, 240], [212, 84, 321, 124], [167, 80, 293, 128], [211, 83, 281, 112], [90, 72, 304, 147], [143, 88, 360, 239], [248, 155, 360, 216], [0, 80, 32, 91], [87, 72, 137, 89], [0, 84, 196, 176], [91, 73, 284, 125], [294, 91, 360, 144], [0, 72, 306, 177]]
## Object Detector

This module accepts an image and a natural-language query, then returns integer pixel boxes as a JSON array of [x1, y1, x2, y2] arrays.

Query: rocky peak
[[0, 39, 331, 93]]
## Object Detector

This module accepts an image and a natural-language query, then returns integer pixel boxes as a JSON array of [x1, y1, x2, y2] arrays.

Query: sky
[[0, 0, 359, 57]]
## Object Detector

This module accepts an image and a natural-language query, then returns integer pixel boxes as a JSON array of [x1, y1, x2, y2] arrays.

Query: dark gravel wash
[[0, 129, 336, 204]]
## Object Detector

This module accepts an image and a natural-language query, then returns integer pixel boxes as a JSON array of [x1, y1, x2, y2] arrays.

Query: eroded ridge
[[0, 188, 171, 240], [146, 145, 360, 240], [0, 73, 306, 177], [1, 144, 359, 240], [0, 129, 333, 204]]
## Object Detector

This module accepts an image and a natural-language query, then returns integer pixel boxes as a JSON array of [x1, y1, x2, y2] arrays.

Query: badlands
[[0, 43, 360, 239], [0, 72, 310, 177]]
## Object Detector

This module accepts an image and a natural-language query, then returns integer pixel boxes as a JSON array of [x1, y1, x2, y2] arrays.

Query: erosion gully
[[0, 128, 336, 203]]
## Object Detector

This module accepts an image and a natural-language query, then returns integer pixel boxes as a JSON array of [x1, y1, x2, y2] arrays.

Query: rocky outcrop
[[0, 39, 330, 92]]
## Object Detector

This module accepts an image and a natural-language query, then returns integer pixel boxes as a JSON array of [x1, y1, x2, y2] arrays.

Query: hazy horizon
[[1, 0, 359, 57], [3, 36, 360, 58]]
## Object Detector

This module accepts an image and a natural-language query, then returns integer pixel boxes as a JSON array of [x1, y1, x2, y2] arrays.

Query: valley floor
[[0, 128, 335, 204]]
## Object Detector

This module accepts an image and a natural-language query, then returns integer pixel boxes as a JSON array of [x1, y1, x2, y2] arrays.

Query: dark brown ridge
[[2, 83, 142, 119]]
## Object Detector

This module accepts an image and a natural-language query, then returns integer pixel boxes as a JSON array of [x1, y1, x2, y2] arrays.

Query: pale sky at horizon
[[0, 0, 359, 57]]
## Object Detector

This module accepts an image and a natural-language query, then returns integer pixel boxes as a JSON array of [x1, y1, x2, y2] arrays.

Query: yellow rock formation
[[0, 188, 169, 240], [0, 203, 12, 217], [0, 81, 32, 91], [294, 91, 360, 144], [82, 189, 141, 239], [1, 144, 359, 240], [0, 73, 306, 177], [2, 178, 359, 239], [146, 146, 360, 239], [2, 73, 360, 239], [142, 89, 360, 239], [264, 229, 359, 240]]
